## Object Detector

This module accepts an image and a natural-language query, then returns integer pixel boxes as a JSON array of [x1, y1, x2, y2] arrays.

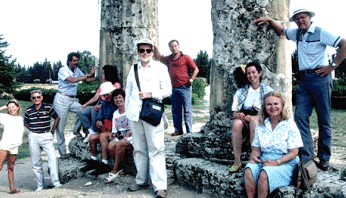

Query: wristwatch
[[331, 62, 338, 68]]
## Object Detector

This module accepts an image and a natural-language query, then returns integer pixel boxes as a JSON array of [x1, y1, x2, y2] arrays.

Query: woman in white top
[[0, 100, 25, 194], [229, 62, 273, 172]]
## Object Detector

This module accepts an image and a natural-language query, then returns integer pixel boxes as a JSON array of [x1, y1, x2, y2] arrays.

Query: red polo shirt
[[161, 52, 197, 88]]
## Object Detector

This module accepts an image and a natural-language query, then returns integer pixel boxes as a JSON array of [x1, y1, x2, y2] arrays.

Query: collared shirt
[[252, 118, 303, 154], [161, 52, 198, 88], [125, 59, 172, 121], [231, 83, 273, 112], [24, 103, 58, 133], [285, 23, 342, 71], [57, 65, 84, 96]]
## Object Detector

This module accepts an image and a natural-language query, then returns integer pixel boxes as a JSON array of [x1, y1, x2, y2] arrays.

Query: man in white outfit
[[24, 90, 62, 191], [125, 38, 172, 198]]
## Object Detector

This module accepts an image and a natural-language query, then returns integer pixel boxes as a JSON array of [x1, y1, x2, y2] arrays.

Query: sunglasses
[[138, 49, 152, 53], [31, 96, 41, 100]]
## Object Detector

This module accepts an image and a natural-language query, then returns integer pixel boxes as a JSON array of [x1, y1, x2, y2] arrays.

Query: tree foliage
[[195, 50, 211, 83], [0, 34, 18, 94]]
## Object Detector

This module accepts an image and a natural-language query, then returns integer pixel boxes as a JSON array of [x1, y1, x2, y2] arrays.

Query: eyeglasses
[[31, 96, 41, 100], [138, 49, 152, 53]]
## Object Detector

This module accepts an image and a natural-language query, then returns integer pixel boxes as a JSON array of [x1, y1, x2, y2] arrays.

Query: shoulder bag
[[134, 64, 164, 126], [295, 158, 318, 197]]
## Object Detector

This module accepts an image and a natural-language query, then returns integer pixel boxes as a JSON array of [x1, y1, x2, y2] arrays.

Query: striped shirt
[[24, 103, 58, 133]]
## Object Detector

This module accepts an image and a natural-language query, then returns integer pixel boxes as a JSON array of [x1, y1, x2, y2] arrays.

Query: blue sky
[[0, 0, 344, 66]]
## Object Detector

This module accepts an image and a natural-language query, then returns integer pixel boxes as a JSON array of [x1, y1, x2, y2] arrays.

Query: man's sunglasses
[[138, 49, 152, 53], [31, 96, 41, 100]]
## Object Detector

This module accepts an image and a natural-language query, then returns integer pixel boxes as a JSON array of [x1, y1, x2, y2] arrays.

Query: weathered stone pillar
[[99, 0, 158, 87], [210, 0, 292, 115]]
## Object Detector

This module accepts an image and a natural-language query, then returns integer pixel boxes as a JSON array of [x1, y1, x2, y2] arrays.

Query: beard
[[140, 56, 152, 63]]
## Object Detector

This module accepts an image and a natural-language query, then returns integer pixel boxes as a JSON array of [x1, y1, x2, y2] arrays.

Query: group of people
[[1, 5, 345, 198], [0, 36, 197, 197], [227, 7, 346, 198]]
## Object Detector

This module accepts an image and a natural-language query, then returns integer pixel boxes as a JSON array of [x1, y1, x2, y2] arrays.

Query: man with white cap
[[254, 7, 346, 171], [80, 81, 117, 175], [125, 38, 171, 198]]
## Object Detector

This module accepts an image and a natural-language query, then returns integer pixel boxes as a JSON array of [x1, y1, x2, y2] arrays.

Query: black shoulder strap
[[133, 64, 141, 91]]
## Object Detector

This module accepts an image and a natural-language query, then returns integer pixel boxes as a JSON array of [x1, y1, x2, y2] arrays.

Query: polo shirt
[[57, 65, 84, 96], [284, 24, 342, 71], [24, 103, 58, 133], [162, 52, 197, 88]]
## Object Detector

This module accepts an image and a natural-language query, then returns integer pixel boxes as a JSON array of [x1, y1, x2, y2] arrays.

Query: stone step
[[174, 157, 346, 197]]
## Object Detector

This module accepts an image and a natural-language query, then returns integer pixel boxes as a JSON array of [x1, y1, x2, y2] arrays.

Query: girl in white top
[[0, 100, 24, 194]]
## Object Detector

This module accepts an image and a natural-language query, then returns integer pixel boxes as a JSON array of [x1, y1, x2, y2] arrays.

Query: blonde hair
[[6, 99, 22, 116], [258, 91, 289, 125]]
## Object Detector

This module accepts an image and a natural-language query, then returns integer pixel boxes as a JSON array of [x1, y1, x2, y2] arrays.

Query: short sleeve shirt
[[111, 110, 131, 134], [252, 118, 303, 154], [57, 65, 84, 96], [284, 24, 342, 71], [162, 52, 197, 88]]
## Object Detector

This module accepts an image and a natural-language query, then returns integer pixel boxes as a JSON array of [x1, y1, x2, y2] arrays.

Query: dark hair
[[67, 52, 80, 65], [233, 66, 247, 88], [112, 89, 125, 99], [245, 62, 262, 82], [103, 65, 119, 84], [168, 40, 179, 47]]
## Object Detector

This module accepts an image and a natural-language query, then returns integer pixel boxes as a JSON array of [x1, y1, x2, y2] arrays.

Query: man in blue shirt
[[254, 7, 346, 171], [53, 52, 98, 158]]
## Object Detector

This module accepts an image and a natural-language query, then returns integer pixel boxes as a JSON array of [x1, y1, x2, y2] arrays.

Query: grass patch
[[17, 143, 30, 160]]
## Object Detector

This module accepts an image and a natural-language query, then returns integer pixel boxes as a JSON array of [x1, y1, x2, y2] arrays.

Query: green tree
[[78, 50, 97, 74], [195, 50, 210, 83], [28, 58, 52, 83], [0, 34, 18, 94], [52, 60, 63, 80], [14, 63, 31, 83]]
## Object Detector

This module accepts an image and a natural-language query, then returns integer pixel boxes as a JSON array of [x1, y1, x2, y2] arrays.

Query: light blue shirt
[[57, 65, 84, 96], [252, 118, 303, 154], [285, 24, 342, 71]]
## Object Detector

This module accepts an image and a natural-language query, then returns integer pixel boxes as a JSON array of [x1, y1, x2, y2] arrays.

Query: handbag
[[134, 64, 164, 126], [295, 158, 318, 197]]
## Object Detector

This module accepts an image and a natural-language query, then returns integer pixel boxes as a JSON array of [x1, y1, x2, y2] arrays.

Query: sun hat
[[289, 7, 315, 22], [136, 38, 154, 48], [99, 81, 116, 95]]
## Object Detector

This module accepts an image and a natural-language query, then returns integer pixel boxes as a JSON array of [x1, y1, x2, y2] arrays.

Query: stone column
[[210, 0, 292, 115], [99, 0, 158, 87]]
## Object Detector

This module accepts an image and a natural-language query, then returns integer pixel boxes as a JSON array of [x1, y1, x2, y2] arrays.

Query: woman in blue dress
[[244, 91, 303, 198]]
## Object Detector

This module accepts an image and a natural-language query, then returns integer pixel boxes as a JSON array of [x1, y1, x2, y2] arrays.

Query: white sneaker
[[36, 187, 44, 191], [104, 169, 123, 184], [54, 183, 62, 188], [83, 134, 91, 143]]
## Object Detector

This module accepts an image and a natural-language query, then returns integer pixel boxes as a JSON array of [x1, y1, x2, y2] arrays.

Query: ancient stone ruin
[[58, 0, 346, 197]]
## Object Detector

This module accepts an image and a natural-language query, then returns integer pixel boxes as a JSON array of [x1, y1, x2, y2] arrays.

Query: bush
[[12, 81, 99, 104], [191, 77, 207, 104]]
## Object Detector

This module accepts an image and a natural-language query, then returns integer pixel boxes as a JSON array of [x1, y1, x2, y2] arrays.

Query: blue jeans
[[294, 72, 332, 162], [77, 106, 98, 132], [172, 85, 192, 133]]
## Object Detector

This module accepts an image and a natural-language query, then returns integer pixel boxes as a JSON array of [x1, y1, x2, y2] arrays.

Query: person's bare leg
[[111, 139, 132, 174], [244, 168, 256, 198], [249, 116, 259, 149], [89, 133, 100, 156], [99, 132, 112, 161], [232, 119, 244, 163], [7, 154, 20, 194], [0, 150, 8, 171], [257, 170, 269, 198]]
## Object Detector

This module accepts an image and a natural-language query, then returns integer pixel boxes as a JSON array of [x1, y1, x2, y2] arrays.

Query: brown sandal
[[229, 162, 242, 173], [9, 189, 20, 194]]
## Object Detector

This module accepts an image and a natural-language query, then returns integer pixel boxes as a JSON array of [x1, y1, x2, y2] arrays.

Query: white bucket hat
[[99, 81, 116, 95], [289, 7, 315, 22], [136, 38, 154, 49]]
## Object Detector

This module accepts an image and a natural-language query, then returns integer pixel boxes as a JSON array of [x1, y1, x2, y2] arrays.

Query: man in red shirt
[[154, 40, 199, 136]]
